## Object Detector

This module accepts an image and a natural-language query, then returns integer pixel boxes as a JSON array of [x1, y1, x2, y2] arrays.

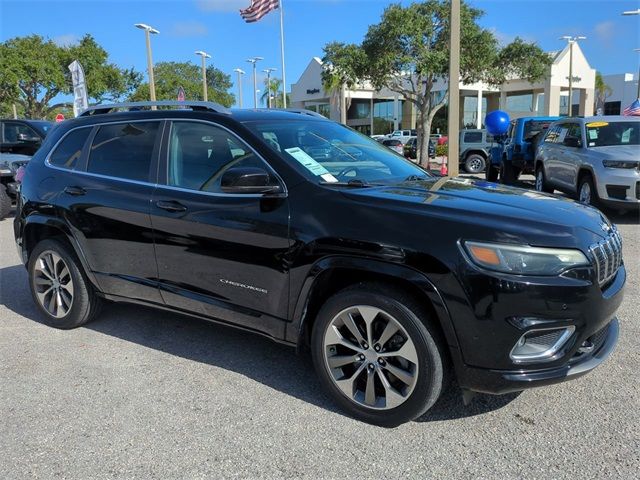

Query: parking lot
[[0, 205, 638, 479]]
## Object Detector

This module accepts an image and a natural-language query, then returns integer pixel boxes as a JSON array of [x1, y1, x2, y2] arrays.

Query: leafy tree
[[0, 34, 141, 119], [130, 62, 235, 107], [260, 77, 290, 108], [322, 1, 552, 166], [594, 71, 612, 114]]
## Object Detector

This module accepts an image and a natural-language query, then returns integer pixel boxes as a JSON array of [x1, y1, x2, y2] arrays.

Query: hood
[[588, 145, 640, 160], [341, 177, 612, 246]]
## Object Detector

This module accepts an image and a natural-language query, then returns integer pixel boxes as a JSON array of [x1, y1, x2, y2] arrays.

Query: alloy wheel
[[33, 250, 74, 318], [466, 157, 484, 173], [323, 305, 419, 410]]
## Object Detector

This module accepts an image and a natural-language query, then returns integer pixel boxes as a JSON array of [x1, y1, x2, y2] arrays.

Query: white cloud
[[196, 0, 248, 12], [52, 34, 79, 47], [170, 21, 208, 37], [594, 21, 615, 43]]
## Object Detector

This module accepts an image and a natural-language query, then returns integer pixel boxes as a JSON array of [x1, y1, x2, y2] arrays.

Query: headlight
[[463, 241, 589, 275], [602, 160, 638, 169]]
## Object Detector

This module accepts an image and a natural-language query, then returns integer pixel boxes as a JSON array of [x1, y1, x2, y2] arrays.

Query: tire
[[0, 184, 11, 220], [534, 164, 553, 193], [578, 173, 600, 209], [311, 283, 446, 427], [464, 154, 486, 174], [28, 239, 103, 329], [485, 165, 499, 182], [500, 160, 519, 185]]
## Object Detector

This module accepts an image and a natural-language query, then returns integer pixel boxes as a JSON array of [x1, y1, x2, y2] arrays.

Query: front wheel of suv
[[578, 173, 600, 209], [535, 165, 553, 193], [28, 239, 103, 329], [311, 284, 446, 427]]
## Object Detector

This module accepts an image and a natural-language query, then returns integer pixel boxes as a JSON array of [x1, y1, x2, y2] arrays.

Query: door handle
[[63, 186, 86, 196], [156, 200, 187, 213]]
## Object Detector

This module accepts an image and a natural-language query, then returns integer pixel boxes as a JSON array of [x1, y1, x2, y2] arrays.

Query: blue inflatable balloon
[[485, 110, 510, 136]]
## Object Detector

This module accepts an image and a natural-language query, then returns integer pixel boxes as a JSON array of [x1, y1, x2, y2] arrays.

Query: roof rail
[[79, 101, 231, 117], [271, 108, 328, 119]]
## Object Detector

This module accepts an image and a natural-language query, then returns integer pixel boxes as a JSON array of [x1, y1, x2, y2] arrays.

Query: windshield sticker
[[588, 129, 598, 140], [586, 121, 609, 128], [285, 147, 338, 182]]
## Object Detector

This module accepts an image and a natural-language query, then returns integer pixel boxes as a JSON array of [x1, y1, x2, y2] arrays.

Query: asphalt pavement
[[0, 205, 638, 479]]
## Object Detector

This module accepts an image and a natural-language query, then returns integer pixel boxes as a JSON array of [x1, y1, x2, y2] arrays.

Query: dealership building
[[290, 42, 616, 136]]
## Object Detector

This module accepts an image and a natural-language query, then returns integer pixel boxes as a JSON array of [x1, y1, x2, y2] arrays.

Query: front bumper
[[596, 168, 640, 207], [458, 317, 619, 394]]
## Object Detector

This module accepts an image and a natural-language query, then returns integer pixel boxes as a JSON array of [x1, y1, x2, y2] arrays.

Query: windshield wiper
[[319, 179, 373, 188]]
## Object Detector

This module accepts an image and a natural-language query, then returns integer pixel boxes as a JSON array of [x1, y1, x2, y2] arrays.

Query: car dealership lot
[[0, 210, 638, 479]]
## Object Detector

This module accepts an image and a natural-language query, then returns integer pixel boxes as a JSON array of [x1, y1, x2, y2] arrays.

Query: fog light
[[510, 326, 575, 363]]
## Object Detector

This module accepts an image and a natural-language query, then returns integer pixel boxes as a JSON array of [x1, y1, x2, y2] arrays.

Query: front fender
[[286, 255, 460, 353]]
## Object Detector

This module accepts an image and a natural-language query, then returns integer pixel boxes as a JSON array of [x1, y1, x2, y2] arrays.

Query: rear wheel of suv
[[578, 173, 599, 209], [0, 185, 11, 220], [535, 165, 553, 193], [464, 154, 486, 174], [311, 284, 446, 427], [28, 239, 103, 329]]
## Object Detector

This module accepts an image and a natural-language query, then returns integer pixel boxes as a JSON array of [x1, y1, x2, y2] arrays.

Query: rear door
[[555, 123, 582, 189], [150, 120, 290, 338], [54, 119, 164, 303]]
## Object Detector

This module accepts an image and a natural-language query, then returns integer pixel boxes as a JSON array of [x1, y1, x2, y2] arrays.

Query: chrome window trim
[[43, 118, 288, 198]]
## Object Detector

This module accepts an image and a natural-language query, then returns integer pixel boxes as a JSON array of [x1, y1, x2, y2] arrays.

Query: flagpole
[[279, 0, 287, 108]]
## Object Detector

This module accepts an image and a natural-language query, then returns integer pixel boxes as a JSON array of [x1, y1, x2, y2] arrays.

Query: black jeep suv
[[14, 102, 624, 426]]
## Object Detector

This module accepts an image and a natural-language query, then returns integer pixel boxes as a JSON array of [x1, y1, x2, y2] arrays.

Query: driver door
[[150, 120, 291, 337]]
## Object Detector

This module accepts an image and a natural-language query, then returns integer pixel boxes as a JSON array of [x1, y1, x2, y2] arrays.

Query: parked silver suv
[[534, 116, 639, 210]]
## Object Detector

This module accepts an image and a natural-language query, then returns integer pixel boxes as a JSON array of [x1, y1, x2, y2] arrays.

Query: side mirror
[[564, 137, 582, 148], [17, 133, 40, 143], [220, 167, 282, 194]]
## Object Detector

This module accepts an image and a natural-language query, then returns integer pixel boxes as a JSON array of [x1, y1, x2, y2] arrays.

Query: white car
[[384, 129, 416, 145], [535, 116, 640, 211]]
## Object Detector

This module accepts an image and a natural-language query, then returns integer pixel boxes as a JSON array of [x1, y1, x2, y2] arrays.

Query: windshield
[[585, 121, 639, 147], [244, 119, 432, 184], [26, 120, 53, 137]]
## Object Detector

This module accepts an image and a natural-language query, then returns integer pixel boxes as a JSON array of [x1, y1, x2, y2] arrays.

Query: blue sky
[[1, 0, 638, 107]]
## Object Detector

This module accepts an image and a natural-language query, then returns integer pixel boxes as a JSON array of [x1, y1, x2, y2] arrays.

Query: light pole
[[195, 50, 211, 102], [560, 35, 586, 116], [635, 49, 640, 99], [246, 57, 263, 109], [262, 68, 277, 108], [233, 68, 245, 108], [134, 23, 160, 103], [447, 0, 460, 176]]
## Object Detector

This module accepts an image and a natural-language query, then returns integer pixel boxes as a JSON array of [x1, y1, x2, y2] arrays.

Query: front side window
[[3, 122, 39, 143], [49, 127, 92, 169], [245, 119, 433, 185], [167, 121, 279, 193], [88, 122, 160, 182]]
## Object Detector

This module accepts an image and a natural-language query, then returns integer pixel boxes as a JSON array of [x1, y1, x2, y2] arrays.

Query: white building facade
[[290, 43, 597, 135]]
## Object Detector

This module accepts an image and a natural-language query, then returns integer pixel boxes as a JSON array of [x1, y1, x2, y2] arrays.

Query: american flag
[[240, 0, 279, 23], [622, 98, 640, 116]]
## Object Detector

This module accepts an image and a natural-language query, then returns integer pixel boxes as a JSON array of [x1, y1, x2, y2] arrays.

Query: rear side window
[[88, 122, 160, 182], [463, 131, 483, 143], [49, 127, 91, 169]]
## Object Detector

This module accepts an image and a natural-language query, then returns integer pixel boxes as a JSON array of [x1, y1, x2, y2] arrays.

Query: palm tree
[[260, 77, 289, 108], [595, 71, 612, 114]]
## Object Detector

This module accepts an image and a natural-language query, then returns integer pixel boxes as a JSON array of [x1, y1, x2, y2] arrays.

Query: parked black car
[[15, 102, 624, 427], [0, 118, 52, 156], [403, 137, 435, 160]]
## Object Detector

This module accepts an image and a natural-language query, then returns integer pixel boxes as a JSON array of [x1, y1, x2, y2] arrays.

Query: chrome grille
[[589, 227, 623, 286]]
